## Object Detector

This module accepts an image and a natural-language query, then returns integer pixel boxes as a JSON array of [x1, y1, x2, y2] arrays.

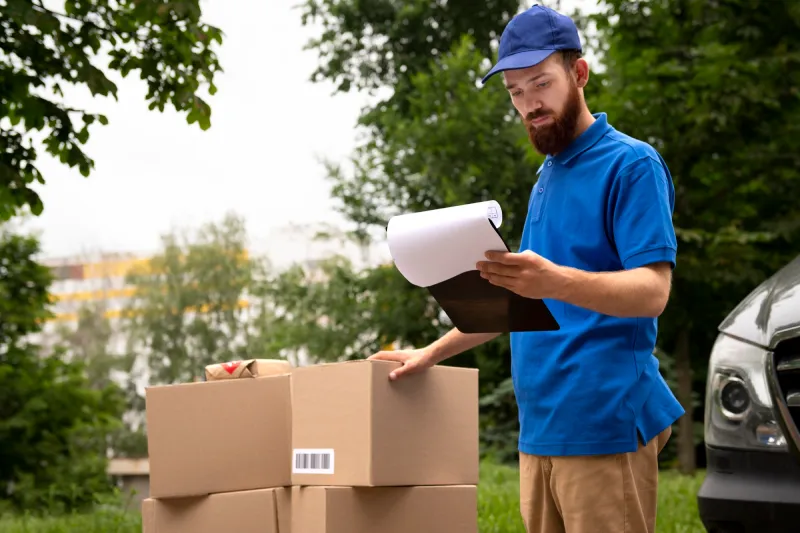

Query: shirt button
[[547, 161, 553, 167], [538, 188, 544, 193]]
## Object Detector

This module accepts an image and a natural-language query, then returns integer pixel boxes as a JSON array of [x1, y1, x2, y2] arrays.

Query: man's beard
[[525, 81, 582, 156]]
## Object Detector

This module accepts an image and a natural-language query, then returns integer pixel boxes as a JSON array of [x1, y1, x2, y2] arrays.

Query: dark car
[[697, 254, 800, 532]]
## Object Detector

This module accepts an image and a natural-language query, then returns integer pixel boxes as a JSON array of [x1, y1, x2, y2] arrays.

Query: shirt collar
[[548, 112, 611, 166]]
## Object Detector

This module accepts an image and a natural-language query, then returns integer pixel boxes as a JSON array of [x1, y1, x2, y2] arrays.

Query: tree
[[49, 300, 151, 458], [1, 0, 223, 221], [53, 301, 118, 390], [0, 0, 224, 508], [300, 0, 520, 96], [587, 0, 800, 474], [0, 228, 125, 513], [122, 213, 279, 387], [261, 257, 433, 363], [0, 228, 52, 343], [299, 0, 524, 241]]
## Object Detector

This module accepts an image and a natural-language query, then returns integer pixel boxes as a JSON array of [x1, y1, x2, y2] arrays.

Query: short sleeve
[[610, 156, 678, 270]]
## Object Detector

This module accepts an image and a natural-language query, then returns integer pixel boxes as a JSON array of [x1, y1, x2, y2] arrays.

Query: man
[[369, 4, 684, 533]]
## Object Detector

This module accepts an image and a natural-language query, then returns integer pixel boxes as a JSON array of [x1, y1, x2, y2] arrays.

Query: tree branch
[[30, 4, 148, 44]]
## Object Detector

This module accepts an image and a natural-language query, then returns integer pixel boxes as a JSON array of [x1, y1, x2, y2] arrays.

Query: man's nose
[[522, 98, 542, 119]]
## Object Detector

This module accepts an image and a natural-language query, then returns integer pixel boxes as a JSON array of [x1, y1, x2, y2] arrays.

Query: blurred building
[[35, 252, 148, 353], [107, 458, 150, 511], [43, 252, 146, 319], [38, 222, 389, 325]]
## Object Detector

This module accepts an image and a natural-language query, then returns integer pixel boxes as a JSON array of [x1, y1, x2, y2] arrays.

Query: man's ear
[[574, 58, 590, 88]]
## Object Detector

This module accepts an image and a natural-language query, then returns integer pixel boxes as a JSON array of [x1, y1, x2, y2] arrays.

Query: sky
[[21, 0, 596, 271]]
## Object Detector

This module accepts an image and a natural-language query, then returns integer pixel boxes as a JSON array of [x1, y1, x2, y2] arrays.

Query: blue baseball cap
[[481, 4, 582, 85]]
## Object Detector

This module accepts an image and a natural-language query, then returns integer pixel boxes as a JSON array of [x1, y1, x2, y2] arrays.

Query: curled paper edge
[[386, 201, 506, 288]]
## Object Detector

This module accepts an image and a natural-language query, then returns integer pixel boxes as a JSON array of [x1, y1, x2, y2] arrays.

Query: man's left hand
[[476, 250, 565, 300]]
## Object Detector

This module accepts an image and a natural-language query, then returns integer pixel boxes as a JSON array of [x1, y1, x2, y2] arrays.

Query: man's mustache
[[526, 110, 553, 126]]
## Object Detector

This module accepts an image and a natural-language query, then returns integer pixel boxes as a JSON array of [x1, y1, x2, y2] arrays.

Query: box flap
[[146, 489, 279, 533], [297, 486, 477, 533]]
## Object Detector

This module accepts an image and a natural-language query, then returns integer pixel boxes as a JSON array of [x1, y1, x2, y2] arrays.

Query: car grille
[[768, 342, 800, 460]]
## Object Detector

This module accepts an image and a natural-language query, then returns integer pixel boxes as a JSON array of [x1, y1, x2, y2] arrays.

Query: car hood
[[718, 254, 800, 349]]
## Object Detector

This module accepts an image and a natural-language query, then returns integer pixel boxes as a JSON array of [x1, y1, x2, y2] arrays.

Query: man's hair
[[559, 49, 582, 72]]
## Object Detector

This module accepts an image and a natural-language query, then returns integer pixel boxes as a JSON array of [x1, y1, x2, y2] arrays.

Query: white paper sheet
[[386, 200, 508, 288]]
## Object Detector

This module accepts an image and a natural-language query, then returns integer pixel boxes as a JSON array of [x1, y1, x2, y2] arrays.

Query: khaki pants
[[519, 427, 672, 533]]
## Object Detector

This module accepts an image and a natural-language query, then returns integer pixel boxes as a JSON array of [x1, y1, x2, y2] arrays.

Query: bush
[[479, 377, 520, 465], [0, 346, 127, 514], [0, 228, 127, 514]]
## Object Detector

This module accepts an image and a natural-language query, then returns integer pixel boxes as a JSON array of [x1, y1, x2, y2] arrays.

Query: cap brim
[[480, 49, 557, 86]]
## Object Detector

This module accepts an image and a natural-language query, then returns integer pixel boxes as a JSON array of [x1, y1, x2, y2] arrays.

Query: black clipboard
[[426, 219, 560, 334]]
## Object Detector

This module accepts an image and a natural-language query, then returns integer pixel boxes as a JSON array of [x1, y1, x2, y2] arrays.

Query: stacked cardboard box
[[141, 358, 479, 533], [141, 359, 293, 533]]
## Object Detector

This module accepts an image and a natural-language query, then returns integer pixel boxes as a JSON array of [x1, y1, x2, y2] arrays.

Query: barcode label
[[293, 449, 334, 474]]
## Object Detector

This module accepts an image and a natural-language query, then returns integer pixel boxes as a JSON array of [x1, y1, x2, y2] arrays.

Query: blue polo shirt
[[511, 112, 685, 456]]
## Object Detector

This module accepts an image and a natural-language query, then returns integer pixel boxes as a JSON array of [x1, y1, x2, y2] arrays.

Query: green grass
[[478, 460, 707, 533], [0, 509, 141, 533], [0, 461, 706, 533], [653, 469, 707, 533]]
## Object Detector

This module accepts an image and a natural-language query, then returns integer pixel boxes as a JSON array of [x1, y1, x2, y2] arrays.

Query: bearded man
[[368, 5, 685, 533]]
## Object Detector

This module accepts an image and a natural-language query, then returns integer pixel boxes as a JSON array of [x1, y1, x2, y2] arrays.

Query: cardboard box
[[291, 360, 478, 486], [141, 487, 289, 533], [146, 374, 292, 498], [290, 485, 478, 533], [205, 358, 293, 381]]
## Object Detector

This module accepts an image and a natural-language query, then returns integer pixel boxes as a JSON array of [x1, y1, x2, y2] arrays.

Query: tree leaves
[[0, 227, 53, 345], [298, 0, 520, 102], [0, 225, 125, 513], [0, 343, 126, 513], [259, 256, 442, 364], [589, 0, 800, 331], [325, 35, 538, 247], [586, 0, 800, 471], [121, 213, 273, 386], [0, 0, 224, 220]]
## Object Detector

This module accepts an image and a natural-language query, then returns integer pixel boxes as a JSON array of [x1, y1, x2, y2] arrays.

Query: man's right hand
[[367, 348, 434, 381]]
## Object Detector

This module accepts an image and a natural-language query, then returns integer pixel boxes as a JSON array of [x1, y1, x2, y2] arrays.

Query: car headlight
[[704, 333, 787, 450]]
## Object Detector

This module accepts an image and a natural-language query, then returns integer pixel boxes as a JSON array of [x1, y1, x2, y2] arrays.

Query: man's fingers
[[389, 359, 419, 380], [369, 351, 415, 380], [481, 272, 517, 289], [483, 251, 526, 264], [476, 261, 520, 276]]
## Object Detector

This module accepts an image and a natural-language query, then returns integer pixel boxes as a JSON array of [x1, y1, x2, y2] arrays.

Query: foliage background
[[0, 0, 799, 517]]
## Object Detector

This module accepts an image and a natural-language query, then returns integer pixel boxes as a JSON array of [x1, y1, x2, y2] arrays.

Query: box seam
[[368, 362, 375, 486], [323, 488, 329, 533], [271, 489, 279, 533]]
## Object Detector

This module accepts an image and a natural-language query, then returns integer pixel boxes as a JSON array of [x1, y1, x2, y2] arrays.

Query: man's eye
[[537, 81, 550, 88]]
